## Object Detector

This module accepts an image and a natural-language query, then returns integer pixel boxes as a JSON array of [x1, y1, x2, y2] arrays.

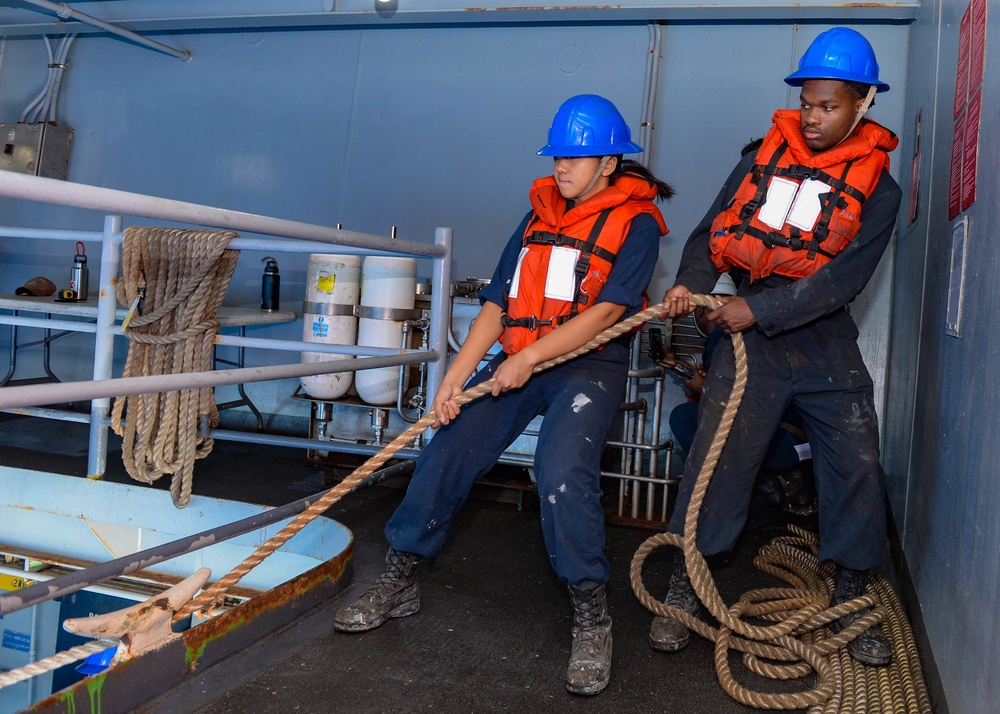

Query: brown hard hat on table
[[14, 276, 57, 297]]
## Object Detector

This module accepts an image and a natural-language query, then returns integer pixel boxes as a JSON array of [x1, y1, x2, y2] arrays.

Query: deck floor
[[1, 413, 842, 714]]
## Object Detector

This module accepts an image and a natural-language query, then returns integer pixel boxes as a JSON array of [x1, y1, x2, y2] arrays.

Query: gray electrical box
[[0, 122, 73, 180]]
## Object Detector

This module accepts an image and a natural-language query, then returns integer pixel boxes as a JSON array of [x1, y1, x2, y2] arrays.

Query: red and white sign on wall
[[949, 0, 988, 219]]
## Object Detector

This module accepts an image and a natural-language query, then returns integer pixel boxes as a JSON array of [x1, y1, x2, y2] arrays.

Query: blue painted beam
[[0, 0, 919, 37]]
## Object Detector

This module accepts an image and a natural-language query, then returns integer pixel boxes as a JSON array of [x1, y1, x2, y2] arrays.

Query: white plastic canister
[[355, 256, 417, 406], [300, 254, 361, 400]]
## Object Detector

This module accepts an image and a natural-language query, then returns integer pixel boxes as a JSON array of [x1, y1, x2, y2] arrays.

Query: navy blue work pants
[[667, 312, 887, 570], [670, 401, 801, 473], [386, 345, 630, 588]]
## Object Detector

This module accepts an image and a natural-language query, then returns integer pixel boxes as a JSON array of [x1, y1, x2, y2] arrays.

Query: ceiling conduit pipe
[[19, 0, 191, 61]]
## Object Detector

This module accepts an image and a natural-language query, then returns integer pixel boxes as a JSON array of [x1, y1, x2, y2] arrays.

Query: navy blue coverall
[[667, 151, 901, 571], [386, 209, 661, 588]]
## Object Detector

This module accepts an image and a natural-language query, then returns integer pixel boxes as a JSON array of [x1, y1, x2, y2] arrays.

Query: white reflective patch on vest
[[757, 176, 798, 230], [786, 179, 831, 232], [508, 246, 530, 299], [544, 246, 581, 301]]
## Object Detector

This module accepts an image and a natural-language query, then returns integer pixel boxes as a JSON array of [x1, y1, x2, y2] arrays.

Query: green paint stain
[[184, 618, 245, 668], [87, 676, 105, 713], [64, 691, 76, 714]]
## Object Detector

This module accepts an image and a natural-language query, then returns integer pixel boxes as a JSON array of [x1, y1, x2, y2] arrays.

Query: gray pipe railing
[[0, 171, 445, 259], [0, 350, 438, 409]]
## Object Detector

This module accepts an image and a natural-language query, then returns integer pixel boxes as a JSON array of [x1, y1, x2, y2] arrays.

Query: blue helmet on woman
[[784, 27, 890, 93], [537, 94, 644, 157]]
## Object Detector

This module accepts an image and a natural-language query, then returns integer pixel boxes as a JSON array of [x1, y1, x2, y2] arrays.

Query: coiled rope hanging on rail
[[112, 226, 240, 508], [169, 295, 929, 712]]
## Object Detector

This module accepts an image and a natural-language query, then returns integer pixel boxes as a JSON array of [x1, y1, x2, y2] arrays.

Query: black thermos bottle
[[261, 256, 280, 312]]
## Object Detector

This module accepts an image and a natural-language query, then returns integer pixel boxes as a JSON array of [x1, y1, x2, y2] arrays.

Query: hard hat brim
[[784, 69, 890, 93], [537, 141, 644, 157]]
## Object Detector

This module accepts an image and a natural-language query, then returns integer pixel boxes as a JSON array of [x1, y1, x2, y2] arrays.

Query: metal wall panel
[[884, 0, 1000, 708]]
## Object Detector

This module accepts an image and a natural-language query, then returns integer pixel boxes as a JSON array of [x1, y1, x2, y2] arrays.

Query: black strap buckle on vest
[[526, 230, 559, 245], [787, 227, 804, 251], [781, 164, 823, 182], [501, 314, 571, 331]]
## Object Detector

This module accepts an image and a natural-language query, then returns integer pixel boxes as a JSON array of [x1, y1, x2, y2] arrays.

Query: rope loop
[[112, 226, 239, 507]]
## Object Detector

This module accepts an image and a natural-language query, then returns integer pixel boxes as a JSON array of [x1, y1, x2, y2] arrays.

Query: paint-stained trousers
[[386, 344, 630, 588], [667, 310, 888, 570]]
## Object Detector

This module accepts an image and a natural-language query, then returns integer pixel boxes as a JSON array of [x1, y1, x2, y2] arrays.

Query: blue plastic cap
[[784, 28, 890, 93], [75, 645, 117, 676], [537, 94, 644, 157]]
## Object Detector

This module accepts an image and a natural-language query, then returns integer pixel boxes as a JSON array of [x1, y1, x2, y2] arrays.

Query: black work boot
[[648, 553, 700, 652], [333, 548, 421, 633], [829, 566, 892, 667], [565, 582, 612, 696]]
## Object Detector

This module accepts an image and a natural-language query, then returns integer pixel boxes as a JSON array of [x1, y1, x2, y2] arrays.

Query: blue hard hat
[[75, 644, 117, 676], [537, 94, 644, 157], [784, 28, 890, 93]]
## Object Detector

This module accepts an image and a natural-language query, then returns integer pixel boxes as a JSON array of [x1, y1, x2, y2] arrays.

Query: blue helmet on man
[[537, 94, 644, 157], [784, 27, 890, 93]]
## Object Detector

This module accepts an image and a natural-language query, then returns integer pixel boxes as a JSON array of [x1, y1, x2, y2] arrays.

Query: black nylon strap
[[808, 159, 856, 256], [733, 140, 788, 240], [569, 209, 613, 315], [770, 164, 866, 205], [743, 225, 838, 260], [525, 230, 617, 265], [501, 314, 572, 330]]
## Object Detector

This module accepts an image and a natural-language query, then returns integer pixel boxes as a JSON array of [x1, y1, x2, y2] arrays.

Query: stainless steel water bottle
[[261, 256, 280, 312], [70, 241, 88, 301]]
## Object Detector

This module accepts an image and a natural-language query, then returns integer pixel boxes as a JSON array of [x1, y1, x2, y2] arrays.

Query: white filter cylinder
[[355, 256, 417, 406], [300, 254, 361, 400]]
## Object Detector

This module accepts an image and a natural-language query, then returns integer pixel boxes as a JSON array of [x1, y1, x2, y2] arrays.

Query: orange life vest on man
[[500, 173, 667, 355], [709, 109, 898, 281]]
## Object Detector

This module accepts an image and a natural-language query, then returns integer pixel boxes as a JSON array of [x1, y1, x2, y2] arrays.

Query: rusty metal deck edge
[[25, 540, 354, 714]]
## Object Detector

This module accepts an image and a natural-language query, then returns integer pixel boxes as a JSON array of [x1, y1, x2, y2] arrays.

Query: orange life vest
[[500, 173, 667, 355], [709, 110, 898, 281]]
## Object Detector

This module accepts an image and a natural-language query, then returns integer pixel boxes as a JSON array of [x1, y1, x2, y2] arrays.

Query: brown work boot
[[648, 554, 699, 653], [565, 582, 612, 696], [333, 548, 421, 632], [829, 566, 892, 667]]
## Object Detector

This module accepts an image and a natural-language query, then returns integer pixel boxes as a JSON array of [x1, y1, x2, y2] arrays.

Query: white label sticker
[[544, 246, 581, 301], [786, 179, 831, 232], [508, 246, 530, 299], [757, 176, 799, 230]]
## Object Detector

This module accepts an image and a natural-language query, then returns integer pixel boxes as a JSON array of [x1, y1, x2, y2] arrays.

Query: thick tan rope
[[112, 227, 240, 508], [629, 295, 931, 711], [0, 641, 111, 689]]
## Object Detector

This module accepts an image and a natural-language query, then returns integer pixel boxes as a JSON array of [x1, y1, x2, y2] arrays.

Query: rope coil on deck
[[627, 294, 932, 712], [112, 226, 240, 508]]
